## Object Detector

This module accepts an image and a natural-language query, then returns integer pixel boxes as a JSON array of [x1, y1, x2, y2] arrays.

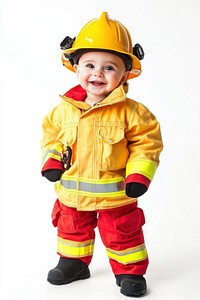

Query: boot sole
[[47, 270, 90, 285], [116, 277, 146, 297], [120, 288, 146, 297]]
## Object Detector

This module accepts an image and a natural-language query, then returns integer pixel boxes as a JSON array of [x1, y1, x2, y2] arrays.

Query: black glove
[[126, 182, 147, 198], [42, 169, 62, 182]]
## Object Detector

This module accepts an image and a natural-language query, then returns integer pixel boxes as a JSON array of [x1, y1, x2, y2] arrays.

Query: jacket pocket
[[98, 123, 129, 171], [56, 123, 78, 147]]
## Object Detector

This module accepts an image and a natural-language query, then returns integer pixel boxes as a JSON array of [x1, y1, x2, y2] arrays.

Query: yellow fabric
[[106, 244, 148, 265], [57, 237, 94, 258], [41, 145, 63, 167], [41, 85, 163, 211], [126, 159, 158, 181], [58, 175, 126, 197]]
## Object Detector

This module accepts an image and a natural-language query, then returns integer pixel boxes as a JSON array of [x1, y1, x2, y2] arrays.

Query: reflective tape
[[126, 159, 158, 181], [57, 237, 95, 258], [106, 244, 148, 265], [59, 177, 125, 197], [41, 146, 62, 166], [60, 178, 76, 190]]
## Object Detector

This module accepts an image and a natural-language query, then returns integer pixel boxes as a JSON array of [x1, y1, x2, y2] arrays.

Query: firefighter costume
[[41, 12, 163, 297]]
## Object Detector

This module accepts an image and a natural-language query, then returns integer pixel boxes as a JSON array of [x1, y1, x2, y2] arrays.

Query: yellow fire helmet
[[60, 12, 144, 79]]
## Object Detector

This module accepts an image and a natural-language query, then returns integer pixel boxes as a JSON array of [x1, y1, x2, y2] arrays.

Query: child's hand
[[126, 182, 147, 198], [42, 169, 62, 182]]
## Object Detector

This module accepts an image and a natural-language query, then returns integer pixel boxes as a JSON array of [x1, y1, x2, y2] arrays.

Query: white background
[[1, 0, 200, 299]]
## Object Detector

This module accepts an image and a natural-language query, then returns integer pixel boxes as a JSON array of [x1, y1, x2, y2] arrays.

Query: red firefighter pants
[[52, 200, 149, 275]]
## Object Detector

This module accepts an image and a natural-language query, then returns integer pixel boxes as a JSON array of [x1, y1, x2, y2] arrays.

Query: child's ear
[[73, 64, 79, 73], [120, 71, 130, 85]]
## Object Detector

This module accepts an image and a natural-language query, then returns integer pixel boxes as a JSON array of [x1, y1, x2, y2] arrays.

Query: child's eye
[[86, 63, 94, 69], [104, 65, 115, 71]]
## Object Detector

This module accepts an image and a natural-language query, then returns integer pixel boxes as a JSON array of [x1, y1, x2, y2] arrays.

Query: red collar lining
[[64, 85, 87, 101]]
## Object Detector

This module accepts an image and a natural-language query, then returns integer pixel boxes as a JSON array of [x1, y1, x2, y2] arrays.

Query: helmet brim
[[62, 48, 141, 79]]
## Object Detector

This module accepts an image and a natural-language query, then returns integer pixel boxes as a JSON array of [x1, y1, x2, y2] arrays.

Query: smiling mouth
[[89, 81, 105, 86]]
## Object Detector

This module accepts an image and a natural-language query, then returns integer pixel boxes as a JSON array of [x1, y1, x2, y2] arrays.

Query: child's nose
[[93, 67, 103, 77]]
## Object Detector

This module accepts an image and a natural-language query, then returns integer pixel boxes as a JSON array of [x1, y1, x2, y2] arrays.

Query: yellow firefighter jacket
[[41, 84, 163, 211]]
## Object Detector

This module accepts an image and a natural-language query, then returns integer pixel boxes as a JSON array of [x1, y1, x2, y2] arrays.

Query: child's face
[[73, 51, 129, 101]]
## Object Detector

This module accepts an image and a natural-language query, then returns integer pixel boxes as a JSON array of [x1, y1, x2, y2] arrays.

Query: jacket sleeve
[[125, 102, 163, 189], [40, 104, 63, 174]]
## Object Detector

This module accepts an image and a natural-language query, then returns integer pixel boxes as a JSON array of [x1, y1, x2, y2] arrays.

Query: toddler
[[41, 12, 163, 297]]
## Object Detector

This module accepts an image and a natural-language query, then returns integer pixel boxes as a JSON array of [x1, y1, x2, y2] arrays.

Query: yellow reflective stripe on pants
[[106, 244, 148, 265], [126, 159, 158, 181], [57, 237, 95, 258]]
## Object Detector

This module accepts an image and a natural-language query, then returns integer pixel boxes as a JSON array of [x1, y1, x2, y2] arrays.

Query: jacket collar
[[64, 85, 87, 101], [60, 84, 127, 110]]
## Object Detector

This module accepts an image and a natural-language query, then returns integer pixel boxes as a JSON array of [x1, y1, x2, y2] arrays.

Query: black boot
[[115, 274, 147, 297], [47, 257, 90, 285]]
